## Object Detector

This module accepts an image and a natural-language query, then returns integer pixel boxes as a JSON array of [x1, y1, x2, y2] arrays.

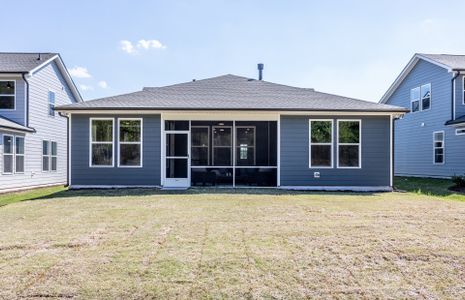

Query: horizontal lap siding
[[0, 77, 26, 125], [280, 115, 390, 186], [71, 115, 161, 186]]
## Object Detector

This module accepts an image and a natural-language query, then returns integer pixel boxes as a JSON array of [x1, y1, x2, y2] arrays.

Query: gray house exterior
[[381, 54, 465, 178], [58, 74, 406, 191], [0, 53, 82, 192]]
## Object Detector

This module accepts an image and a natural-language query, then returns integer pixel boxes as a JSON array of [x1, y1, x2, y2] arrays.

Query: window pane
[[410, 87, 420, 100], [311, 145, 331, 167], [120, 144, 141, 166], [43, 156, 50, 171], [191, 147, 209, 166], [0, 81, 15, 94], [192, 127, 209, 147], [434, 150, 444, 163], [3, 155, 13, 173], [0, 96, 14, 109], [311, 121, 332, 143], [339, 145, 359, 167], [421, 84, 431, 99], [434, 132, 444, 141], [3, 136, 13, 154], [422, 97, 431, 110], [92, 120, 113, 142], [48, 91, 55, 104], [51, 157, 57, 171], [42, 141, 49, 155], [165, 121, 189, 131], [213, 127, 231, 146], [51, 142, 57, 156], [338, 121, 360, 143], [166, 158, 187, 178], [236, 127, 255, 146], [411, 100, 420, 112], [119, 120, 141, 142], [16, 156, 24, 173], [213, 148, 231, 166], [91, 144, 113, 166], [434, 141, 443, 148], [166, 133, 188, 157], [49, 104, 55, 116], [15, 137, 24, 154], [236, 147, 255, 166]]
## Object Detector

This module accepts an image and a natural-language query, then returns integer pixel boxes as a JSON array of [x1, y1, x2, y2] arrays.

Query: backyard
[[0, 178, 464, 299]]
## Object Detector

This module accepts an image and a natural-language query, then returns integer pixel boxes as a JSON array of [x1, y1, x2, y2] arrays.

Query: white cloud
[[69, 66, 92, 78], [120, 39, 166, 54], [98, 81, 108, 89], [120, 40, 136, 54], [79, 84, 94, 91]]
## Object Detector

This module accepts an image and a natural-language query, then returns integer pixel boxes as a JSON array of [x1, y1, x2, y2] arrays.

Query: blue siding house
[[0, 53, 82, 192], [57, 71, 406, 191], [381, 54, 465, 178]]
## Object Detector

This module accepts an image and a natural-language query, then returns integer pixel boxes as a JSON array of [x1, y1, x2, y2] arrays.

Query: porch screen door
[[164, 132, 190, 187]]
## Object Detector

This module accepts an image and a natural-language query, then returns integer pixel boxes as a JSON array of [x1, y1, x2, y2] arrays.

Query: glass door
[[164, 131, 190, 188]]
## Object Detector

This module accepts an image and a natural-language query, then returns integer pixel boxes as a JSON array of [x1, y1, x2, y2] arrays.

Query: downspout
[[21, 73, 30, 127], [451, 71, 460, 121]]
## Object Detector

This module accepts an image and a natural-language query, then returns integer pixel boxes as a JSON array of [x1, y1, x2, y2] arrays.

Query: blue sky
[[3, 0, 465, 101]]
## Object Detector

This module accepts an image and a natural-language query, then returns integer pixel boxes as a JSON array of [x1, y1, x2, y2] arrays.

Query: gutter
[[21, 73, 30, 127], [451, 71, 461, 121]]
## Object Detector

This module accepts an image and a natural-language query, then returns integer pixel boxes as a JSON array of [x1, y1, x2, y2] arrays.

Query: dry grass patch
[[0, 190, 464, 299]]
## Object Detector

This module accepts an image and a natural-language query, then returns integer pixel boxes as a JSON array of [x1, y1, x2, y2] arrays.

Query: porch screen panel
[[213, 127, 232, 166]]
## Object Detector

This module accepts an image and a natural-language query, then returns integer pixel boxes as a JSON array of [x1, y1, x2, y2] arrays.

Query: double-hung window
[[0, 80, 15, 109], [90, 118, 114, 167], [410, 83, 431, 112], [433, 131, 444, 164], [420, 84, 431, 111], [42, 141, 50, 171], [51, 142, 57, 171], [118, 118, 142, 167], [48, 91, 55, 116], [309, 120, 333, 168], [3, 135, 14, 174], [410, 87, 420, 112], [15, 137, 25, 173], [337, 120, 361, 168]]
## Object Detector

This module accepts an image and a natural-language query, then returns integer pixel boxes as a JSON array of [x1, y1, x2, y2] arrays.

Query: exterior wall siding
[[456, 75, 465, 118], [71, 114, 161, 186], [386, 59, 465, 177], [280, 115, 391, 187], [0, 76, 26, 125], [0, 61, 77, 192]]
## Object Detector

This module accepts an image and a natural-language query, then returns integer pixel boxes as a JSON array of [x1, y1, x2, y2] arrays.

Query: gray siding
[[71, 115, 161, 186], [0, 76, 26, 125], [456, 75, 465, 118], [386, 59, 465, 177], [280, 115, 391, 187], [0, 61, 77, 192]]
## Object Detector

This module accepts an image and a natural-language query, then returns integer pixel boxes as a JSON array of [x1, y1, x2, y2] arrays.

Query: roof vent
[[192, 79, 196, 82], [37, 53, 42, 61], [257, 63, 264, 80]]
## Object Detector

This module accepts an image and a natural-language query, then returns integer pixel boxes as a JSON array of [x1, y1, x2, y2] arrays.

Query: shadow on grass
[[394, 176, 464, 199]]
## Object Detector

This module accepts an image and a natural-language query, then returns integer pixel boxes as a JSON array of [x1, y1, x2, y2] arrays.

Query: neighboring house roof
[[380, 53, 465, 103], [0, 52, 83, 102], [0, 116, 35, 132], [58, 74, 406, 113], [445, 115, 465, 126]]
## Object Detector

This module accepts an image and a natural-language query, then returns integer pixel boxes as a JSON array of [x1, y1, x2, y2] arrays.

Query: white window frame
[[235, 126, 256, 166], [455, 128, 465, 136], [15, 136, 25, 174], [51, 141, 57, 172], [117, 118, 143, 168], [337, 119, 362, 169], [2, 134, 14, 174], [212, 125, 233, 166], [410, 86, 420, 113], [0, 80, 16, 111], [89, 118, 115, 168], [191, 126, 210, 166], [420, 83, 432, 111], [433, 130, 445, 165], [309, 119, 333, 168], [48, 90, 56, 117], [42, 140, 50, 172]]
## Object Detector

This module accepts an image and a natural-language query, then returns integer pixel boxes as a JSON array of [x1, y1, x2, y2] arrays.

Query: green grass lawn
[[0, 178, 464, 298]]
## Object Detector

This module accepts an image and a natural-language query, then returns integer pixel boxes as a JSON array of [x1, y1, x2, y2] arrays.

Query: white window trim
[[191, 126, 210, 166], [212, 125, 233, 166], [0, 79, 16, 111], [2, 134, 14, 174], [15, 136, 25, 174], [336, 119, 362, 169], [117, 118, 143, 168], [51, 141, 57, 172], [42, 140, 50, 172], [235, 125, 256, 166], [89, 118, 115, 168], [420, 83, 432, 111], [48, 89, 56, 117], [455, 128, 465, 136], [433, 130, 445, 165], [309, 119, 333, 169]]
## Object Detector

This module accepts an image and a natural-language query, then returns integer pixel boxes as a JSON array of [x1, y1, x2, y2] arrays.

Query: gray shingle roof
[[58, 75, 406, 112], [0, 53, 57, 73], [418, 53, 465, 70], [0, 116, 35, 132]]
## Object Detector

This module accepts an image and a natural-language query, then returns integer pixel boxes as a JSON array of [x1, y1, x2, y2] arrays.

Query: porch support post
[[277, 115, 281, 187], [232, 120, 236, 187]]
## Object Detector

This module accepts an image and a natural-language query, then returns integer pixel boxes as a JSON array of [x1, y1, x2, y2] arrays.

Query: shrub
[[451, 174, 465, 187]]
